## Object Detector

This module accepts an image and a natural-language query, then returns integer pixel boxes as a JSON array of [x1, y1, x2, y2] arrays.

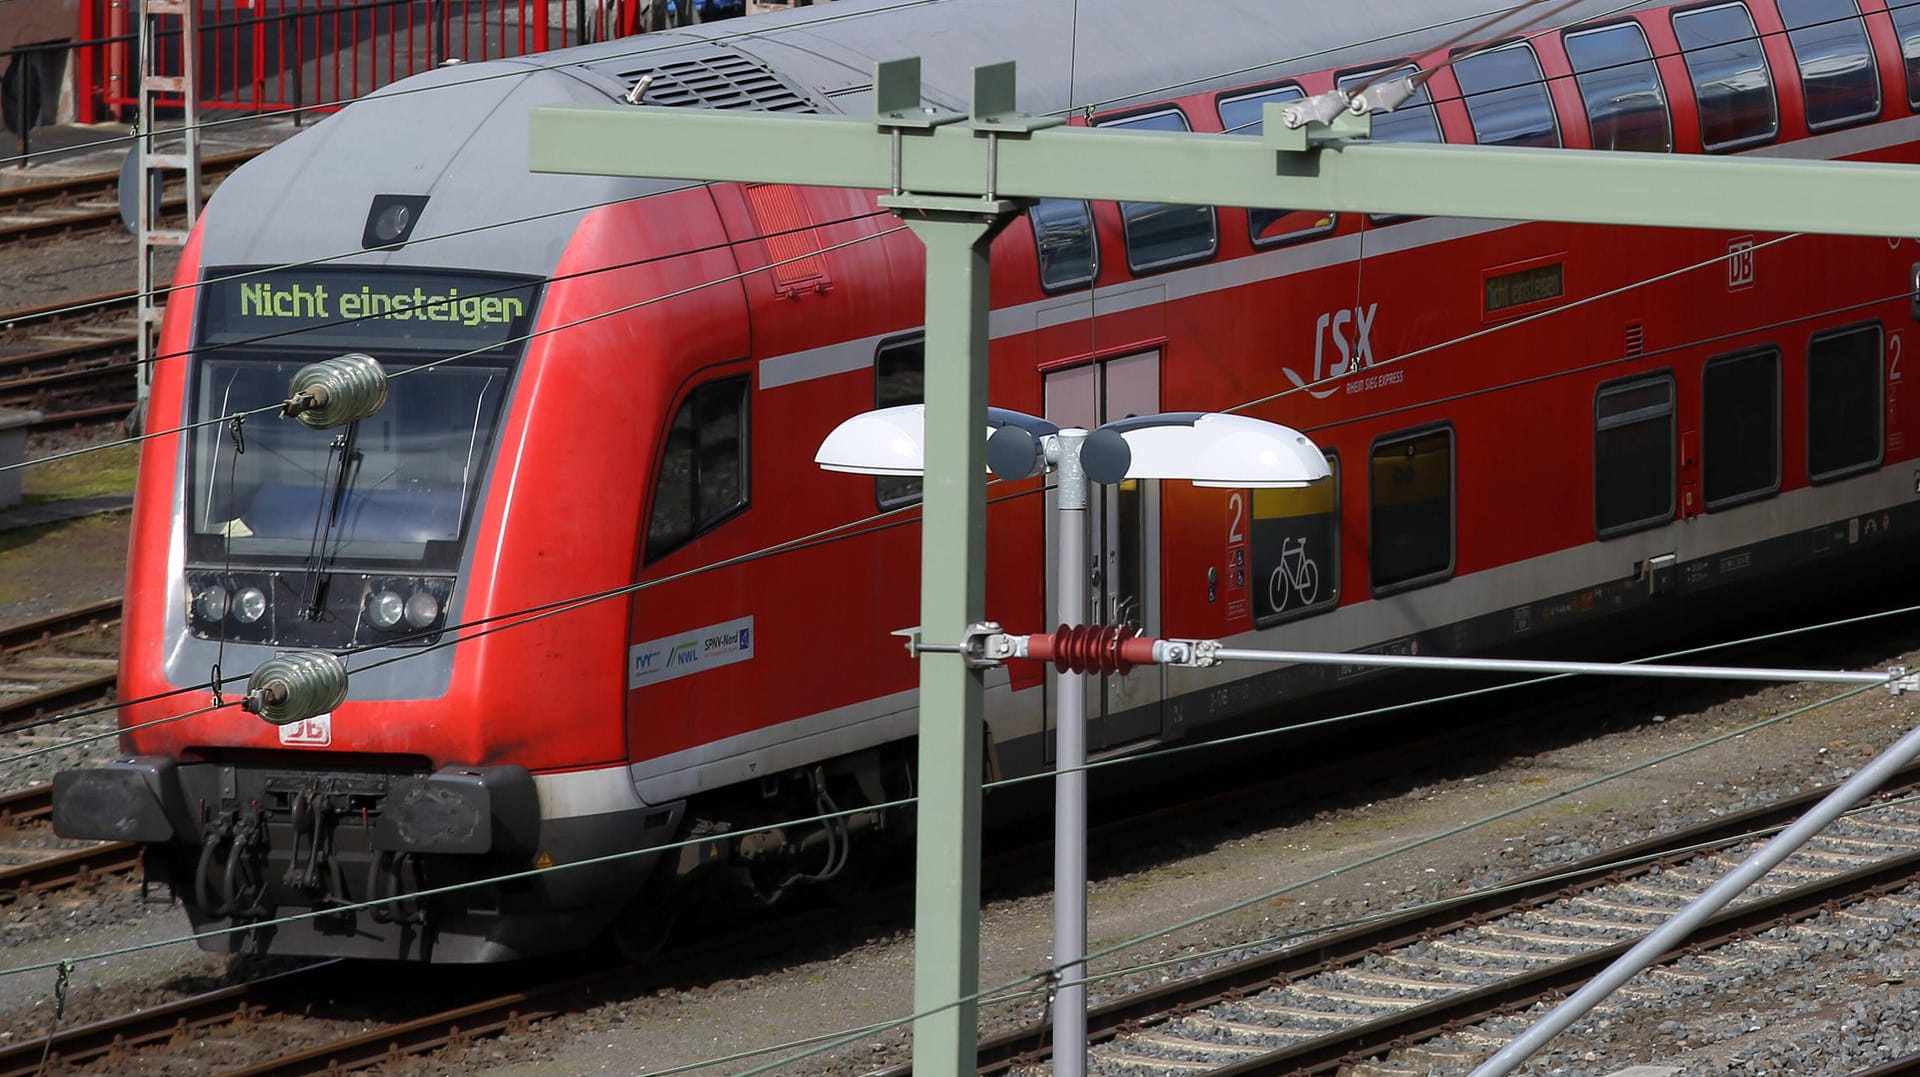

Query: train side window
[[1564, 21, 1673, 151], [1098, 109, 1217, 272], [1252, 452, 1340, 626], [1369, 427, 1454, 594], [1702, 346, 1782, 509], [1594, 374, 1676, 538], [1030, 198, 1097, 293], [645, 375, 749, 563], [1890, 0, 1920, 106], [1776, 0, 1879, 129], [1215, 84, 1337, 247], [1808, 322, 1884, 482], [1452, 40, 1560, 147], [1672, 3, 1779, 152], [1336, 64, 1441, 224], [874, 335, 925, 507]]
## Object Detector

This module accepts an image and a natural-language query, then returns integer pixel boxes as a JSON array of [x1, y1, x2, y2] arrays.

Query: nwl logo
[[1285, 304, 1378, 399], [628, 616, 757, 689]]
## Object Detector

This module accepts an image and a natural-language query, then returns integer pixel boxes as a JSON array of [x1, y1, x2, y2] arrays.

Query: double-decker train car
[[51, 0, 1920, 961]]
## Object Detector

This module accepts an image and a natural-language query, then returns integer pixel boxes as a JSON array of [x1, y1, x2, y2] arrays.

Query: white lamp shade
[[815, 405, 1058, 476], [1116, 413, 1330, 488], [815, 404, 930, 476]]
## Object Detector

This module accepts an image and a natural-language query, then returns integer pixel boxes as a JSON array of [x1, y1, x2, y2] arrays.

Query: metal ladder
[[134, 0, 203, 422]]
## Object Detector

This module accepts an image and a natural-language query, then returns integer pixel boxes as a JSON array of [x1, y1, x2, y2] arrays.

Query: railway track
[[0, 784, 140, 906], [938, 774, 1920, 1077], [0, 602, 136, 907], [0, 598, 121, 734], [0, 150, 257, 248], [0, 292, 140, 433], [6, 759, 1919, 1076]]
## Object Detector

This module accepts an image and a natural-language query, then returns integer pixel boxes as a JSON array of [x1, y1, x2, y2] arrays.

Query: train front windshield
[[186, 268, 539, 571], [190, 358, 509, 569]]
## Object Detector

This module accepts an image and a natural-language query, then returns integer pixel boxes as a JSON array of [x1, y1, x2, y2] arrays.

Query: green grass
[[21, 442, 140, 504]]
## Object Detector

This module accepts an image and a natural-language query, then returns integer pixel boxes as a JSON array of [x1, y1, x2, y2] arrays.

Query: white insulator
[[282, 353, 389, 429], [244, 650, 349, 726]]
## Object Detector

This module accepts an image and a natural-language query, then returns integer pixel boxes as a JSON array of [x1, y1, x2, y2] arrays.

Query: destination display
[[1484, 261, 1564, 315], [199, 267, 542, 354]]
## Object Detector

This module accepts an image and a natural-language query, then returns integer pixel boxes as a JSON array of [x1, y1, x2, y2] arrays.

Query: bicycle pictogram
[[1267, 536, 1320, 613]]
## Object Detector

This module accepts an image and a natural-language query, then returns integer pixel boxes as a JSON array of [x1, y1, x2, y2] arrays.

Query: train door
[[1044, 351, 1165, 754]]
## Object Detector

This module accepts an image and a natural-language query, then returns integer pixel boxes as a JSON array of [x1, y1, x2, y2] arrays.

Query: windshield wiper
[[301, 422, 362, 621]]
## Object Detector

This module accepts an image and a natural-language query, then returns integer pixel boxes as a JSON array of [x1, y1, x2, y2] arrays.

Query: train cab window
[[1702, 347, 1782, 509], [1807, 322, 1884, 482], [1564, 21, 1673, 151], [1215, 85, 1338, 247], [1253, 453, 1339, 625], [1890, 1, 1920, 106], [1776, 0, 1879, 129], [1672, 3, 1779, 151], [1337, 64, 1441, 224], [874, 335, 925, 507], [1098, 109, 1218, 272], [1369, 427, 1454, 594], [645, 375, 748, 562], [1452, 41, 1560, 147], [1594, 374, 1676, 537], [1030, 198, 1098, 292]]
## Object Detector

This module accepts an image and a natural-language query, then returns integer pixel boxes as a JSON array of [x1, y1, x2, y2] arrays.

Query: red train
[[52, 0, 1920, 960]]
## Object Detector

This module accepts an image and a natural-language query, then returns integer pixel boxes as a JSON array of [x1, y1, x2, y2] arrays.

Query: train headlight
[[233, 587, 268, 625], [403, 590, 440, 629], [193, 587, 230, 622], [367, 589, 406, 630]]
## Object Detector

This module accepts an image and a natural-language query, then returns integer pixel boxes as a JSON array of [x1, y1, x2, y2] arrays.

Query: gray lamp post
[[820, 404, 1328, 1077]]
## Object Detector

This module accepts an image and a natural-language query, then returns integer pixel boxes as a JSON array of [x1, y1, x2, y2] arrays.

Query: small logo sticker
[[1727, 237, 1755, 291], [279, 713, 332, 747], [630, 616, 755, 688]]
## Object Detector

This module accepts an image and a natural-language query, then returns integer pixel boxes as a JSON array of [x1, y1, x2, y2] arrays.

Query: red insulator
[[1041, 623, 1143, 675]]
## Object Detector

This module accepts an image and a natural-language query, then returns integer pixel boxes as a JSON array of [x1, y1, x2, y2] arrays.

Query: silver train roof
[[199, 0, 1658, 279]]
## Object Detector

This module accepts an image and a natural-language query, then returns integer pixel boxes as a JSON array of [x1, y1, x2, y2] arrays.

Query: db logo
[[1727, 237, 1756, 291], [278, 713, 333, 747]]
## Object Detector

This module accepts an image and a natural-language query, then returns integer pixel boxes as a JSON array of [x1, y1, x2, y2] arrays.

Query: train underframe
[[53, 745, 913, 962]]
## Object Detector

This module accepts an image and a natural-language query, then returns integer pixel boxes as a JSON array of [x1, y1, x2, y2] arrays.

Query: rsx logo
[[1285, 303, 1378, 399]]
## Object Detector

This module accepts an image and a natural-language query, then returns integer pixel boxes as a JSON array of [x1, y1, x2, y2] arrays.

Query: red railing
[[71, 0, 615, 124]]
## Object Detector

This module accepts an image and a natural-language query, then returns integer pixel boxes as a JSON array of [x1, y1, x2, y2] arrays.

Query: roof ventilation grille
[[615, 51, 815, 113]]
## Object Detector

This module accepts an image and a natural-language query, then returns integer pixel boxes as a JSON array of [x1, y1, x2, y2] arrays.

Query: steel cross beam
[[533, 65, 1920, 238], [528, 55, 1920, 1077]]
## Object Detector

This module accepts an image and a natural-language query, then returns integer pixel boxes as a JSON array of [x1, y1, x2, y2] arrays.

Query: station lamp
[[817, 402, 1327, 1077]]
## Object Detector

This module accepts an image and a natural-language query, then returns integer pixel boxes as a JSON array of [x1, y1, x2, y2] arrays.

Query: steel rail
[[0, 962, 337, 1077], [1854, 1050, 1920, 1075], [0, 786, 140, 909], [0, 359, 136, 411], [1206, 847, 1920, 1076], [0, 783, 52, 824], [28, 401, 138, 433], [0, 598, 122, 655], [0, 841, 142, 905], [0, 672, 117, 733], [866, 766, 1920, 1077], [0, 336, 137, 380], [0, 152, 256, 248], [0, 290, 135, 333]]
